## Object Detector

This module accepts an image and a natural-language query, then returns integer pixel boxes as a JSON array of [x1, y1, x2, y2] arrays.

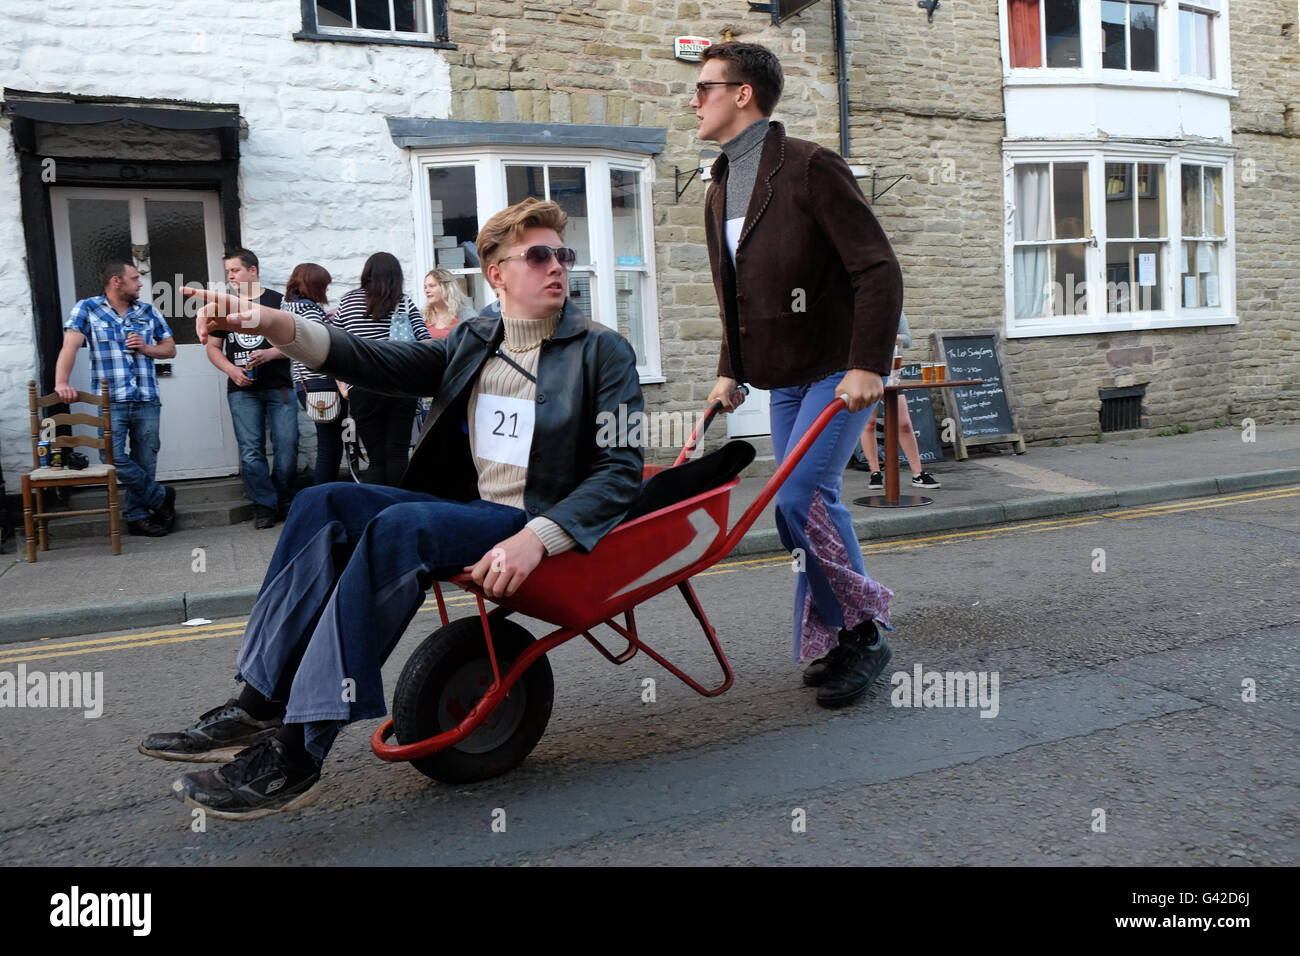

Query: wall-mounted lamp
[[676, 148, 721, 201], [917, 0, 940, 23]]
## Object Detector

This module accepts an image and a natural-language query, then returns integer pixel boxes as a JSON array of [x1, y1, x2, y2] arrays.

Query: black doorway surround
[[3, 93, 244, 390]]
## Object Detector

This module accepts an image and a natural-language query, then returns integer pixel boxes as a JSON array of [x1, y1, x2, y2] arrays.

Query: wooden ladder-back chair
[[21, 380, 121, 562]]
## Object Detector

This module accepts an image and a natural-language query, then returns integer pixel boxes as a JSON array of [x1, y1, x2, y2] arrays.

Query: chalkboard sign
[[931, 330, 1026, 459]]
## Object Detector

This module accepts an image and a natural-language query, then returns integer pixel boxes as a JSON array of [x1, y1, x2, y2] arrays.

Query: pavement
[[1, 421, 1296, 644]]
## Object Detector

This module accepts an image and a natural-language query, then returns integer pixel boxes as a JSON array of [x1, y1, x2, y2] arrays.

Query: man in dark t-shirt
[[206, 249, 299, 528]]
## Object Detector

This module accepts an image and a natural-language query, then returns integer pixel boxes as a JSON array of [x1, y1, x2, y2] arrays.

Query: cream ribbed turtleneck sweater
[[468, 312, 576, 556]]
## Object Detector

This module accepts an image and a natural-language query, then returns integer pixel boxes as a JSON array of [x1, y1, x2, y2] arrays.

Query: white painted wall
[[0, 1, 452, 482], [1004, 84, 1234, 141]]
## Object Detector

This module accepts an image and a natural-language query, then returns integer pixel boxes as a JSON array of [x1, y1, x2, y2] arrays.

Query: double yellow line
[[3, 485, 1295, 664]]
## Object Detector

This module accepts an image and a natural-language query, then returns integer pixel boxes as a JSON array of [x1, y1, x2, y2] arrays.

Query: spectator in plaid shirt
[[54, 261, 178, 537]]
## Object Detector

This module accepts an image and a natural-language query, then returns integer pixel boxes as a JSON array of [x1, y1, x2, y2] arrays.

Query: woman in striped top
[[333, 252, 431, 486], [284, 262, 346, 486]]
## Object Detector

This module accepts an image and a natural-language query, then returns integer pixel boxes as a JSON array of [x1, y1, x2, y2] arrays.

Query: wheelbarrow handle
[[673, 385, 750, 467]]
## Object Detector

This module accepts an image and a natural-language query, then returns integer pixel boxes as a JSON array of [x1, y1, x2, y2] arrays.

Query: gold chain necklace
[[501, 313, 559, 353]]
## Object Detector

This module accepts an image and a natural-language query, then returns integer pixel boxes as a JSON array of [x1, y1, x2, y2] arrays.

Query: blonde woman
[[422, 268, 477, 340]]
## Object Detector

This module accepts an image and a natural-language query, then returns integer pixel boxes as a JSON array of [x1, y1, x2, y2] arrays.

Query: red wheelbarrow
[[371, 397, 848, 783]]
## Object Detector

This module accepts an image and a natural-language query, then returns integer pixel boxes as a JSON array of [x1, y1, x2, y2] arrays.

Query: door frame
[[47, 185, 239, 480]]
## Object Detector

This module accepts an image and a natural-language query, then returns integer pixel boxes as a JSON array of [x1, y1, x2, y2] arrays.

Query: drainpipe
[[834, 0, 849, 157]]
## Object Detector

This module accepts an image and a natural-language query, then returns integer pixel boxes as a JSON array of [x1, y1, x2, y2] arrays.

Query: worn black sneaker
[[152, 485, 177, 531], [253, 505, 277, 530], [801, 642, 852, 687], [173, 739, 321, 821], [911, 471, 941, 488], [139, 699, 283, 763], [868, 471, 884, 489], [816, 623, 893, 709]]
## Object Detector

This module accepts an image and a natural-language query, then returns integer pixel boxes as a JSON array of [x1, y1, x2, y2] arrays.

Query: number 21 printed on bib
[[474, 394, 534, 468]]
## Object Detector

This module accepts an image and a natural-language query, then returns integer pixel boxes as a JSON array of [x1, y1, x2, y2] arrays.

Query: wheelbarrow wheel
[[392, 616, 554, 784]]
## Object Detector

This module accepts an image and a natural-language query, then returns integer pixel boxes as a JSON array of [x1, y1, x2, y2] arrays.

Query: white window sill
[[1007, 313, 1239, 338], [638, 373, 666, 385], [1003, 71, 1237, 99]]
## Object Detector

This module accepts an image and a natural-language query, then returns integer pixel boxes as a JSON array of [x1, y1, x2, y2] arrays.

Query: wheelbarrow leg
[[628, 581, 734, 697]]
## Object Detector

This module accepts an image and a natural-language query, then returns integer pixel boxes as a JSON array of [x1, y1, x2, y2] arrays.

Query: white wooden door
[[50, 187, 238, 479]]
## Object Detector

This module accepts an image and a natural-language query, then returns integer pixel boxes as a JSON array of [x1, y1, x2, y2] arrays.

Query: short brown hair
[[701, 42, 784, 116], [476, 197, 568, 273], [284, 262, 332, 305], [223, 248, 260, 273], [98, 261, 132, 289]]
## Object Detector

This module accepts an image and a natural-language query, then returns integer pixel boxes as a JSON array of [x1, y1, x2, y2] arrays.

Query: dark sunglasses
[[694, 81, 744, 97], [498, 245, 577, 269]]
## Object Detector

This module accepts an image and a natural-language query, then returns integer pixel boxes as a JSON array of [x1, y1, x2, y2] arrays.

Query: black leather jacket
[[316, 300, 644, 553]]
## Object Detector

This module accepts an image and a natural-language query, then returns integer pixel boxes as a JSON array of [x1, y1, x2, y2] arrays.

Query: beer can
[[37, 441, 51, 468], [49, 446, 64, 469], [246, 364, 258, 382]]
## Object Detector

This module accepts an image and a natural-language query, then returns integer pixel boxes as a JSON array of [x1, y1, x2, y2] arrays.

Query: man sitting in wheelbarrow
[[140, 198, 644, 819]]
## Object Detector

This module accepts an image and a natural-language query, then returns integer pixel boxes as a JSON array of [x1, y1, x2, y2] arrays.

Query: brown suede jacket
[[705, 121, 903, 388]]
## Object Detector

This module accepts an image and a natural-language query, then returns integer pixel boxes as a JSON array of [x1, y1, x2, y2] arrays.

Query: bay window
[[415, 149, 661, 378], [1004, 145, 1235, 336]]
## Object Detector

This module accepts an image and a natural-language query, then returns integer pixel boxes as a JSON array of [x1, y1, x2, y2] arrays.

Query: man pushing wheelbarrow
[[693, 42, 904, 706]]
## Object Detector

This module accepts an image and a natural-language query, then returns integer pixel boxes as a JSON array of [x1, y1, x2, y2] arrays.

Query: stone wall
[[1227, 1, 1300, 425]]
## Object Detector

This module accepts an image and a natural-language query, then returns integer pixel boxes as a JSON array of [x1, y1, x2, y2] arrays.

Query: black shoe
[[152, 486, 177, 531], [911, 471, 941, 488], [139, 699, 283, 763], [847, 456, 872, 473], [127, 516, 168, 537], [816, 624, 893, 709], [868, 471, 884, 489], [802, 643, 852, 687], [253, 505, 277, 530], [174, 738, 321, 821]]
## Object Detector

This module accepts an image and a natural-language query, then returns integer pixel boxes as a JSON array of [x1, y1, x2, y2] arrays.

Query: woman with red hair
[[283, 263, 343, 485]]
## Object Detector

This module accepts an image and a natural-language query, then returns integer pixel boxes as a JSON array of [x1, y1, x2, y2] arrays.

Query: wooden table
[[855, 379, 983, 508]]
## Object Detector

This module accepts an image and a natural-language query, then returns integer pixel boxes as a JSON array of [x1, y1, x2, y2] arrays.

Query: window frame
[[1002, 140, 1237, 338], [410, 147, 664, 382], [1101, 0, 1161, 74], [1177, 4, 1217, 80], [295, 0, 453, 48]]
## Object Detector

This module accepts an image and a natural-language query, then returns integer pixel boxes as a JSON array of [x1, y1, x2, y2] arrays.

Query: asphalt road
[[1, 487, 1296, 866]]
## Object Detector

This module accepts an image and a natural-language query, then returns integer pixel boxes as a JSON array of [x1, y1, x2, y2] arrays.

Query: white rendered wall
[[1003, 84, 1234, 141], [0, 0, 451, 481]]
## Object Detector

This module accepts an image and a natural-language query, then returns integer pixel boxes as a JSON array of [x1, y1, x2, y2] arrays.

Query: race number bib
[[474, 394, 534, 468]]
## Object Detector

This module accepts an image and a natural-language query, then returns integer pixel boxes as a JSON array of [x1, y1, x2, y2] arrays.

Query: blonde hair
[[476, 197, 568, 280], [423, 268, 466, 323]]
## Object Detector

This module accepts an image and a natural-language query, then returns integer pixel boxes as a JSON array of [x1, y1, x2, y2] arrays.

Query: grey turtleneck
[[722, 117, 771, 221]]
